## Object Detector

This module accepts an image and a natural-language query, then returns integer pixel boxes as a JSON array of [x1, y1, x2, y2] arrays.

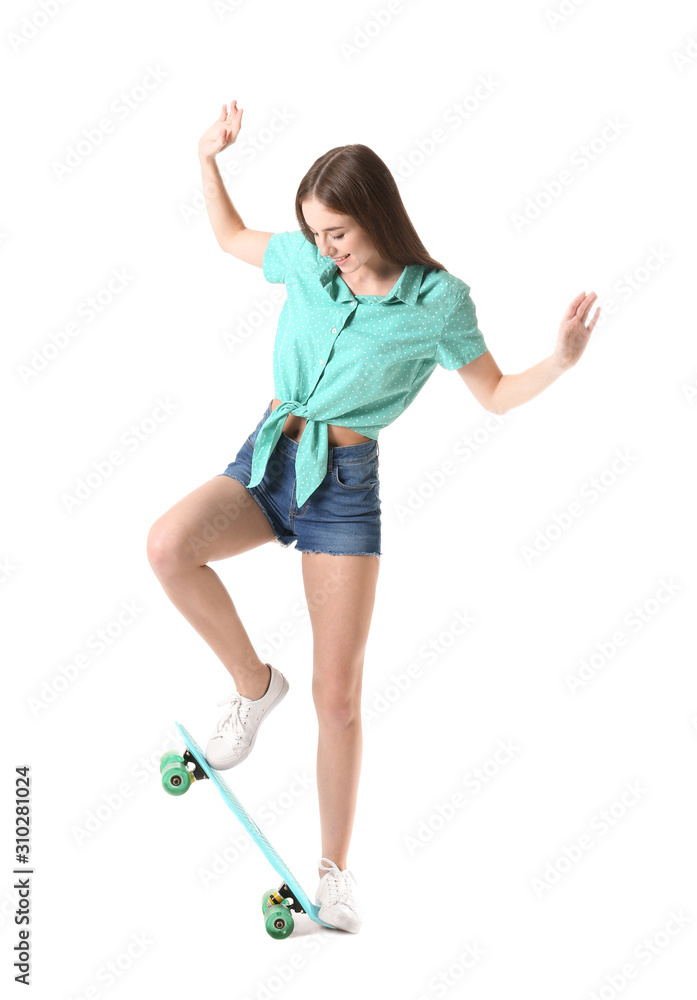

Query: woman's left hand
[[554, 291, 601, 370]]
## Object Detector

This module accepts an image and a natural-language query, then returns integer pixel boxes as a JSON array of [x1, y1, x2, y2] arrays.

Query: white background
[[3, 0, 696, 997]]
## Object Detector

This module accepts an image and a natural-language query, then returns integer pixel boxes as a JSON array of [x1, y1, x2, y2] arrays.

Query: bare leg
[[146, 476, 277, 699], [300, 552, 380, 879]]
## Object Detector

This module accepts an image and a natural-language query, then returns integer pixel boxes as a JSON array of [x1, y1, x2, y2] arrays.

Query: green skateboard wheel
[[264, 904, 294, 939], [161, 762, 191, 796], [160, 751, 184, 772]]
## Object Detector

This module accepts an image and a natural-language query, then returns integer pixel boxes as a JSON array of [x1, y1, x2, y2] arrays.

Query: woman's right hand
[[198, 100, 244, 160]]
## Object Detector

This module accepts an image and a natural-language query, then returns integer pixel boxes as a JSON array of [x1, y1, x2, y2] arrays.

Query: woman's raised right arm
[[198, 100, 272, 268]]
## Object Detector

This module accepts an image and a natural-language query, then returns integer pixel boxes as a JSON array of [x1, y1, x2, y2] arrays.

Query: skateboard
[[160, 721, 336, 939]]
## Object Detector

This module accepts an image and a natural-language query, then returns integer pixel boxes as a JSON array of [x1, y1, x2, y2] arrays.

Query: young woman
[[147, 100, 600, 933]]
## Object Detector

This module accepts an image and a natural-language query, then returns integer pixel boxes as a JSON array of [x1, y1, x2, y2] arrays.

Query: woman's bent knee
[[146, 518, 199, 580]]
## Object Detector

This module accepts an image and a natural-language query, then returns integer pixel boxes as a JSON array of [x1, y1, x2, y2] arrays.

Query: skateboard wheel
[[261, 888, 282, 914], [161, 762, 191, 796], [160, 751, 184, 773], [264, 904, 294, 939]]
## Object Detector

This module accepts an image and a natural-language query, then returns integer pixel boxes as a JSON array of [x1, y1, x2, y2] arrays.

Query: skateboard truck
[[182, 748, 207, 783], [267, 883, 304, 915]]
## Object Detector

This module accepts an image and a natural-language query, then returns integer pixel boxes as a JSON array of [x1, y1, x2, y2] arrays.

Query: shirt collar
[[318, 254, 423, 305]]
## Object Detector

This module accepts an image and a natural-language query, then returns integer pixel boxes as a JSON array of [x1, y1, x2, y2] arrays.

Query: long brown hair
[[294, 144, 447, 273]]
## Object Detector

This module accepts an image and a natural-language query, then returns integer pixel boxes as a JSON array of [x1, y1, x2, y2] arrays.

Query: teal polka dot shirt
[[247, 229, 489, 507]]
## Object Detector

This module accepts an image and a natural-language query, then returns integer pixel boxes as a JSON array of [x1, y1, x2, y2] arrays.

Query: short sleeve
[[435, 287, 488, 370], [262, 230, 308, 284]]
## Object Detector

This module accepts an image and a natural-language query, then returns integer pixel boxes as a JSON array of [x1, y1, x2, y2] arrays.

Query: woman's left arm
[[457, 291, 601, 415]]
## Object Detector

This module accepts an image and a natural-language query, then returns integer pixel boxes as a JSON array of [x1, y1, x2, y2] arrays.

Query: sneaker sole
[[316, 902, 362, 933]]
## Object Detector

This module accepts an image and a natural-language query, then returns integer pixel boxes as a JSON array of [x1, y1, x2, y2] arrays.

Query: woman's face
[[302, 197, 381, 275]]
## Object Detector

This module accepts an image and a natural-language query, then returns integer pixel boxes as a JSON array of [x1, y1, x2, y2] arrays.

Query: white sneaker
[[315, 857, 362, 933], [205, 663, 289, 770]]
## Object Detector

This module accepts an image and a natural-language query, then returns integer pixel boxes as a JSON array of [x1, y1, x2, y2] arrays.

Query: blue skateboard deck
[[173, 721, 335, 931]]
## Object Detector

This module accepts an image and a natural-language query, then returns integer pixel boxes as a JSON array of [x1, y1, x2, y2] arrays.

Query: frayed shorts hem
[[298, 548, 381, 557]]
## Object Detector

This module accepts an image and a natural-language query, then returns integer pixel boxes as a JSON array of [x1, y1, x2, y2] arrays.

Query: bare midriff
[[270, 397, 372, 446]]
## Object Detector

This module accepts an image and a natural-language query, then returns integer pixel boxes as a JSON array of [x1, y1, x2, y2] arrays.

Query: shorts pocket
[[332, 459, 378, 492]]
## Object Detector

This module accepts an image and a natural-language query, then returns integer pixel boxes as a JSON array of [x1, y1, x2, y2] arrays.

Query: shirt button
[[331, 327, 337, 333]]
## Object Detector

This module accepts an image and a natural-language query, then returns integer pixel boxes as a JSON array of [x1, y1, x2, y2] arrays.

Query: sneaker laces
[[215, 692, 251, 743], [319, 859, 356, 906]]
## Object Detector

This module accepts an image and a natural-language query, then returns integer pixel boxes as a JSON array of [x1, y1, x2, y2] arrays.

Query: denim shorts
[[217, 400, 381, 556]]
